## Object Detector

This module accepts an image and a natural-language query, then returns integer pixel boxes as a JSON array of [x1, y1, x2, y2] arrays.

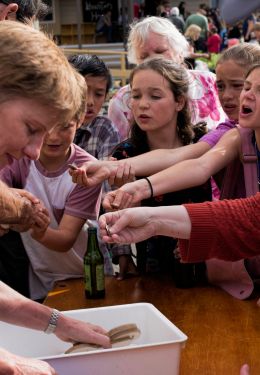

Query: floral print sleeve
[[187, 70, 226, 130], [108, 85, 132, 141]]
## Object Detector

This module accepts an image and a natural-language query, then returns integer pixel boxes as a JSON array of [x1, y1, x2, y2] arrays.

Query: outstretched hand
[[69, 160, 135, 188], [102, 182, 143, 211], [99, 207, 157, 244], [69, 161, 111, 187]]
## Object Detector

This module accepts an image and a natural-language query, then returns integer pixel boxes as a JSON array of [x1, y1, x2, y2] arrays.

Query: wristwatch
[[44, 308, 60, 334]]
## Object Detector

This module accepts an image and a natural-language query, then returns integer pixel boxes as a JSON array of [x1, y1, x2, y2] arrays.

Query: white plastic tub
[[0, 303, 187, 375]]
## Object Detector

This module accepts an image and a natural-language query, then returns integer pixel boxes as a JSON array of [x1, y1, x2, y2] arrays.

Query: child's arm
[[70, 142, 210, 188], [30, 214, 86, 252], [103, 128, 241, 210]]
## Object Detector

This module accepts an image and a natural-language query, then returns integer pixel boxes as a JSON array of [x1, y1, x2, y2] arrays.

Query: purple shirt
[[199, 119, 237, 147]]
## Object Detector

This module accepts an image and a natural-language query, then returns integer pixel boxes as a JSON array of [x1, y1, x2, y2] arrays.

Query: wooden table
[[44, 275, 260, 375]]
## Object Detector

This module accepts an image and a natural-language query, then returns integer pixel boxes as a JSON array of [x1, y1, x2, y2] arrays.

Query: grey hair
[[127, 16, 189, 65]]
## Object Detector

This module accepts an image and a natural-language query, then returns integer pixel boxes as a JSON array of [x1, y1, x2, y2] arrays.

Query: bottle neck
[[87, 228, 102, 257]]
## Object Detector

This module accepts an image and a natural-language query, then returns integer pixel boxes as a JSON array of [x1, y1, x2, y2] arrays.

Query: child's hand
[[30, 209, 50, 240], [109, 161, 135, 187], [70, 160, 135, 188], [103, 182, 142, 211]]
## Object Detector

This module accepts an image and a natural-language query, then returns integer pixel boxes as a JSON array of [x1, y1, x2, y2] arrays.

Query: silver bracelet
[[44, 308, 60, 334]]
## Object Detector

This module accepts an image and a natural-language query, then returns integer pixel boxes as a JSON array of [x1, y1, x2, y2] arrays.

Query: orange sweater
[[179, 193, 260, 262]]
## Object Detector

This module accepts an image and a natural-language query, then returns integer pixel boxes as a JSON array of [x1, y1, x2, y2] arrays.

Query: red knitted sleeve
[[179, 193, 260, 262]]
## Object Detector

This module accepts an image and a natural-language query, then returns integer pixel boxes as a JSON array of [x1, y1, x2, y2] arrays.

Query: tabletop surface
[[44, 275, 260, 375]]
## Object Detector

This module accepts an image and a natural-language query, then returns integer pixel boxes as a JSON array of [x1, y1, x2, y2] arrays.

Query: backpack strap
[[220, 157, 243, 200], [238, 127, 258, 197]]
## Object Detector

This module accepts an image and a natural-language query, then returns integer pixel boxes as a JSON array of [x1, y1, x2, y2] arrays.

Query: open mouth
[[241, 105, 253, 114]]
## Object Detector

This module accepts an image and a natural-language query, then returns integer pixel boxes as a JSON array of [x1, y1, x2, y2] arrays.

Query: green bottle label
[[96, 264, 105, 291], [84, 264, 92, 294]]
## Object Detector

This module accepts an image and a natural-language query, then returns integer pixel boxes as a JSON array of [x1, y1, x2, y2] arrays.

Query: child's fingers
[[34, 212, 50, 229]]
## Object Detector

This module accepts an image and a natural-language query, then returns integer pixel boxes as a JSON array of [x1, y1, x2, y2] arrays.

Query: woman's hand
[[11, 188, 40, 205], [0, 347, 57, 375], [55, 315, 111, 349], [99, 207, 156, 244], [10, 202, 50, 234]]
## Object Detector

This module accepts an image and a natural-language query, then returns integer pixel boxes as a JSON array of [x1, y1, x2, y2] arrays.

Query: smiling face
[[216, 60, 245, 122], [40, 121, 78, 169], [84, 75, 107, 124], [239, 66, 260, 141], [0, 98, 58, 169], [135, 32, 177, 64], [130, 69, 183, 135]]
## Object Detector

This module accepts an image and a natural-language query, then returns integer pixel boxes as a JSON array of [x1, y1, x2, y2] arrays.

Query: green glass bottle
[[84, 226, 105, 299]]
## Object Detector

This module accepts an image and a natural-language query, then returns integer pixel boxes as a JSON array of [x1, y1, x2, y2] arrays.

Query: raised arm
[[149, 128, 240, 196], [102, 128, 241, 210], [125, 141, 210, 176], [70, 141, 210, 188], [99, 205, 192, 245], [99, 193, 260, 261]]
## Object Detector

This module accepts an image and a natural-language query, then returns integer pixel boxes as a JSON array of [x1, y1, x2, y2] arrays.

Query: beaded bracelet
[[144, 177, 154, 199]]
